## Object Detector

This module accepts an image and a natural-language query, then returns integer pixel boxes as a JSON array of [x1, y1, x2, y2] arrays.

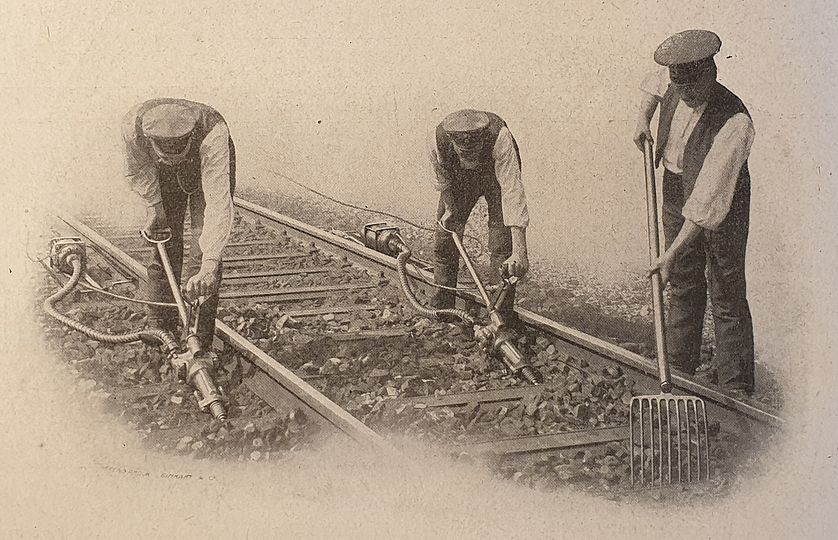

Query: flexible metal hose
[[44, 253, 179, 353], [395, 247, 474, 325]]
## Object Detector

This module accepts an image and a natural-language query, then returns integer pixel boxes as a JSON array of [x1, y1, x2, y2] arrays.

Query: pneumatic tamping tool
[[437, 221, 540, 385], [142, 229, 227, 420], [472, 274, 540, 384]]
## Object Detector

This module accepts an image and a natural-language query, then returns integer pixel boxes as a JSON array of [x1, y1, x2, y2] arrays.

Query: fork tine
[[676, 399, 682, 483], [666, 399, 672, 484], [639, 398, 645, 484], [692, 400, 701, 483], [700, 399, 710, 481], [630, 394, 710, 486], [648, 397, 655, 484], [656, 398, 663, 487], [686, 399, 693, 481]]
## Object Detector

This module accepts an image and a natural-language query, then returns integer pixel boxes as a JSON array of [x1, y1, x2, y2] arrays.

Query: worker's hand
[[142, 204, 172, 241], [647, 251, 676, 286], [502, 251, 529, 278], [439, 206, 455, 229], [633, 123, 653, 152], [185, 260, 220, 300]]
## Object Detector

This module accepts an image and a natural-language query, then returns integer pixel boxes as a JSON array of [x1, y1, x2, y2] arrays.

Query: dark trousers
[[146, 144, 235, 350], [431, 171, 515, 317], [662, 169, 754, 390]]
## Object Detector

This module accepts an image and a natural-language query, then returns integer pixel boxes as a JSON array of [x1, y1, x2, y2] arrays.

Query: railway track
[[40, 196, 782, 494]]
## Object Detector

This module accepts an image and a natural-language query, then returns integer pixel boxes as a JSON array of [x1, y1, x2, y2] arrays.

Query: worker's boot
[[144, 263, 178, 334]]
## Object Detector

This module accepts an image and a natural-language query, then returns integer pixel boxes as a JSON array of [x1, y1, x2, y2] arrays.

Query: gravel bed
[[35, 270, 321, 463], [237, 186, 784, 410], [36, 211, 767, 499], [216, 295, 743, 497]]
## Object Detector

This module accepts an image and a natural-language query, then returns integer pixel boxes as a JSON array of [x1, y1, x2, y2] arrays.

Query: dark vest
[[656, 82, 751, 200], [134, 98, 233, 194], [435, 112, 521, 186]]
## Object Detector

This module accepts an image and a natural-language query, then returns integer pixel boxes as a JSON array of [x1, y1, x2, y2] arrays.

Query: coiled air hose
[[395, 245, 474, 325], [43, 247, 179, 354]]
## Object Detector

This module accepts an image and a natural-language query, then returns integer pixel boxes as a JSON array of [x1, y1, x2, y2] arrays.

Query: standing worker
[[632, 30, 756, 394], [121, 98, 236, 350], [429, 109, 530, 324]]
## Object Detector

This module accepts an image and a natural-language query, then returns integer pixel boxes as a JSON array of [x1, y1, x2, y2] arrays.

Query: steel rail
[[233, 197, 783, 431]]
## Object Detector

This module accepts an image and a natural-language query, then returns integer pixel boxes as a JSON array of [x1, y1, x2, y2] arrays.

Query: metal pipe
[[153, 245, 189, 326], [439, 221, 492, 306], [141, 230, 190, 326]]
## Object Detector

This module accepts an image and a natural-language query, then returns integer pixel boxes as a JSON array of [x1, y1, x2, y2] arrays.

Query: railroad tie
[[224, 252, 312, 265], [455, 426, 630, 455], [219, 282, 377, 301]]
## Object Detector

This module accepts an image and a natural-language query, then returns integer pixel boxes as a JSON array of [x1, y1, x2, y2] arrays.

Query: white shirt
[[661, 101, 707, 174], [121, 106, 234, 262], [640, 69, 755, 230], [429, 126, 530, 228]]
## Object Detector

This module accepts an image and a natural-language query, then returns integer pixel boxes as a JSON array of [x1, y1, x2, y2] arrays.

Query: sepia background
[[1, 1, 836, 538]]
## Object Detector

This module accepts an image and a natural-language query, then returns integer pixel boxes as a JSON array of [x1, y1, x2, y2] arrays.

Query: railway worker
[[121, 98, 236, 350], [633, 30, 756, 394], [429, 109, 529, 325]]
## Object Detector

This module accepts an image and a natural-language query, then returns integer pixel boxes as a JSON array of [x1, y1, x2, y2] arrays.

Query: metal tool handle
[[643, 138, 672, 393], [142, 229, 189, 327], [491, 275, 518, 311], [183, 297, 206, 355], [437, 220, 492, 306]]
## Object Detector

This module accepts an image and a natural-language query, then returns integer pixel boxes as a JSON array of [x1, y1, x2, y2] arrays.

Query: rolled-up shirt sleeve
[[682, 113, 755, 230], [640, 68, 670, 101], [428, 128, 451, 192], [121, 107, 162, 206], [493, 127, 529, 228], [198, 122, 235, 262]]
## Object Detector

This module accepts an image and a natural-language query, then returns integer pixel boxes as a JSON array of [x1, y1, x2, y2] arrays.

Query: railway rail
[[40, 196, 782, 494]]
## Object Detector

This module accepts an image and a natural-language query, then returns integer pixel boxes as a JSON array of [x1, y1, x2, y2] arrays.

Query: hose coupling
[[49, 237, 87, 273], [361, 222, 406, 257]]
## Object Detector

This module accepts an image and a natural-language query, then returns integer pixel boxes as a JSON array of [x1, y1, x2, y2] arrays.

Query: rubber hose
[[395, 247, 474, 325], [44, 255, 179, 354]]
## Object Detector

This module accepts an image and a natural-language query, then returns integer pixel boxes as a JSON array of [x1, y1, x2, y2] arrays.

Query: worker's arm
[[649, 114, 755, 285], [185, 122, 234, 300], [493, 127, 530, 278], [681, 114, 755, 228], [647, 220, 702, 285], [506, 226, 529, 278], [438, 188, 456, 227], [633, 92, 660, 151], [121, 107, 169, 238], [633, 69, 668, 151], [429, 128, 457, 226], [143, 201, 169, 240]]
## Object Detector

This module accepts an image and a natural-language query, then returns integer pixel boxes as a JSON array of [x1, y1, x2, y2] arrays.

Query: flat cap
[[654, 30, 721, 67], [141, 103, 199, 139], [441, 109, 490, 134]]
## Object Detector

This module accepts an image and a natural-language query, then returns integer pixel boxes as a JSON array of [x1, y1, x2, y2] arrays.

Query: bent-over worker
[[429, 109, 530, 324], [121, 98, 236, 349]]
